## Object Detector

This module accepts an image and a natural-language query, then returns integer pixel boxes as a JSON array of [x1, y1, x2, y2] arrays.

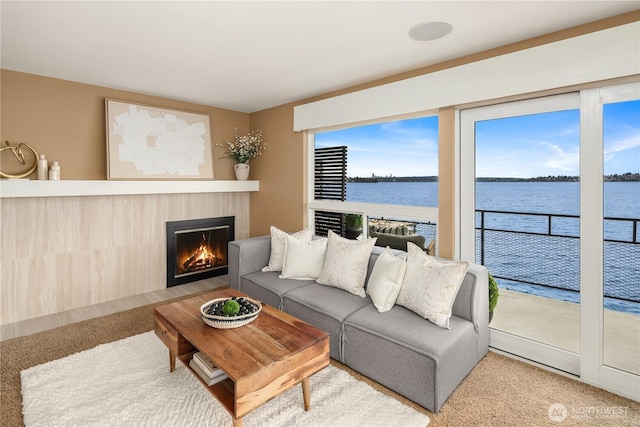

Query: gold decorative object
[[0, 140, 39, 179]]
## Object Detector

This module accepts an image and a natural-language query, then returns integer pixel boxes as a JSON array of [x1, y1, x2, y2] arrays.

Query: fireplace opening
[[166, 216, 234, 287]]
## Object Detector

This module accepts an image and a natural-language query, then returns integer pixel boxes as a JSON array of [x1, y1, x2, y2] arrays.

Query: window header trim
[[294, 22, 639, 132]]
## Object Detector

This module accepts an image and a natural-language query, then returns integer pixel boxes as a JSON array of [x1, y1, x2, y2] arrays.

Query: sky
[[315, 116, 439, 178], [314, 100, 640, 178]]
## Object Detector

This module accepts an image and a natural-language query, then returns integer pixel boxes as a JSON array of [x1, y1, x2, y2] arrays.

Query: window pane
[[315, 116, 439, 207], [475, 108, 581, 354]]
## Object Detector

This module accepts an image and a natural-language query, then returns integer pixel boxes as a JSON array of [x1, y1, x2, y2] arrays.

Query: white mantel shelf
[[0, 180, 259, 198]]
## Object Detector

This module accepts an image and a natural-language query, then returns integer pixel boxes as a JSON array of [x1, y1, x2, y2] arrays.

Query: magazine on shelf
[[192, 352, 224, 378], [189, 359, 228, 386]]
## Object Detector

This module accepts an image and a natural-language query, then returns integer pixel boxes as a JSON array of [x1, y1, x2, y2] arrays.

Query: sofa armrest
[[453, 263, 488, 325], [228, 236, 271, 290], [452, 262, 489, 356]]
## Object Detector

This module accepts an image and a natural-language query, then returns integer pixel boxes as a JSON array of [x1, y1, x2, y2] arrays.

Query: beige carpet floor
[[2, 290, 638, 427]]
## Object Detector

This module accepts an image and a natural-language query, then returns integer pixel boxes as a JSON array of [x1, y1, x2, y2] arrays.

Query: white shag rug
[[21, 331, 429, 427]]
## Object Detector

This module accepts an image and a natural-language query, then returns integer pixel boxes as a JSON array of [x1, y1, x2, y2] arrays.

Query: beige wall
[[437, 108, 456, 258], [0, 70, 250, 180], [249, 103, 306, 236]]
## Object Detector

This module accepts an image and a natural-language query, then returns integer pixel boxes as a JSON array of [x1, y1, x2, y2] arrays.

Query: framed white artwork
[[105, 99, 214, 180]]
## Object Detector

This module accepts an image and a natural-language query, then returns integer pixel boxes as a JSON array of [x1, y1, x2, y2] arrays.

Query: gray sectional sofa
[[228, 235, 489, 413]]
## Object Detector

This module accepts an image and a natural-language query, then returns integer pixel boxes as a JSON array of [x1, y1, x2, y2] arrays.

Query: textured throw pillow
[[367, 247, 407, 313], [262, 226, 313, 272], [396, 242, 469, 329], [280, 235, 327, 280], [316, 231, 377, 297]]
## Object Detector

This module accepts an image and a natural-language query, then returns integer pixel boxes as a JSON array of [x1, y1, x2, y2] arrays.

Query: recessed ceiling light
[[408, 21, 453, 41]]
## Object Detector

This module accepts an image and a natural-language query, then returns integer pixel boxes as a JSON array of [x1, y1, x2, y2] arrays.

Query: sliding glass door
[[461, 93, 582, 374], [460, 82, 639, 399]]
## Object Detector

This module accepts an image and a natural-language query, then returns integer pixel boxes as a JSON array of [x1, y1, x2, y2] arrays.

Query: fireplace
[[166, 216, 234, 287]]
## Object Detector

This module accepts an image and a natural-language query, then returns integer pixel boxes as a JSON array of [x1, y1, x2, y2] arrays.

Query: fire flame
[[178, 233, 223, 274]]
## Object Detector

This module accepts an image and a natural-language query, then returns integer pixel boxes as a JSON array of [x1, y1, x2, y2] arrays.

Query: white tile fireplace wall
[[0, 192, 250, 325]]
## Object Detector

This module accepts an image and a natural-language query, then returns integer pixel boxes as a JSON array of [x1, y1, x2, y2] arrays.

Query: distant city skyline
[[315, 100, 639, 178], [346, 173, 639, 182]]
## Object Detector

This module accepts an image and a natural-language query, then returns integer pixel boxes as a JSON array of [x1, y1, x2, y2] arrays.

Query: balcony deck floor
[[491, 289, 640, 375]]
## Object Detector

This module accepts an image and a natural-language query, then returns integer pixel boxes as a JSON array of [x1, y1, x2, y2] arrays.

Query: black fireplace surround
[[166, 216, 235, 287]]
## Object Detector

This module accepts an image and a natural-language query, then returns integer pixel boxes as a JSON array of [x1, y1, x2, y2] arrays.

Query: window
[[309, 115, 439, 253]]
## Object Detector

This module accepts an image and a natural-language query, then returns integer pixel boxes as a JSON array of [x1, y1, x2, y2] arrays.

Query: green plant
[[222, 299, 240, 315], [345, 214, 363, 230], [488, 272, 499, 312]]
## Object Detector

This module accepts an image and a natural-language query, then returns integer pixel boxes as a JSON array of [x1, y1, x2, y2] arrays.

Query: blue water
[[347, 181, 640, 314]]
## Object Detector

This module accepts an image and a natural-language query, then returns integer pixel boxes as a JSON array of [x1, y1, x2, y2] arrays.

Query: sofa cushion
[[262, 226, 313, 272], [396, 242, 469, 329], [280, 235, 327, 280], [367, 247, 407, 313], [240, 271, 315, 310], [282, 283, 372, 361], [369, 230, 426, 251], [317, 231, 377, 297], [344, 303, 477, 360]]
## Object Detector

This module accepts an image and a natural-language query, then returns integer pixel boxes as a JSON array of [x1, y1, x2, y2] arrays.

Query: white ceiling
[[2, 1, 638, 113]]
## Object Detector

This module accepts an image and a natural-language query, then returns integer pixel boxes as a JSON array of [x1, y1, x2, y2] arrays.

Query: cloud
[[603, 130, 640, 173], [541, 141, 579, 172], [604, 132, 640, 155]]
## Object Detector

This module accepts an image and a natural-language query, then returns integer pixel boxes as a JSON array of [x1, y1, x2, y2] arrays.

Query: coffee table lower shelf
[[178, 353, 236, 416]]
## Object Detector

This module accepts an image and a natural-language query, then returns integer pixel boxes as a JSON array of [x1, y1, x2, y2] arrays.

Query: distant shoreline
[[348, 172, 640, 183]]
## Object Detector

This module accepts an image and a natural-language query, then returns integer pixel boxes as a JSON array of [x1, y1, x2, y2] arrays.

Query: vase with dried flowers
[[216, 128, 266, 180]]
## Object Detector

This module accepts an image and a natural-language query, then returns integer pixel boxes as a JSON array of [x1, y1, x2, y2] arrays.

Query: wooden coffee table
[[154, 288, 330, 427]]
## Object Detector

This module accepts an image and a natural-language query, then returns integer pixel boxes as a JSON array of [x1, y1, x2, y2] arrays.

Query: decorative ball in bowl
[[200, 296, 262, 329]]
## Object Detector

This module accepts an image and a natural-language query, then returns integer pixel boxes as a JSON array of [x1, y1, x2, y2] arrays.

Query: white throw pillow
[[280, 235, 327, 280], [262, 226, 313, 272], [316, 231, 377, 297], [396, 242, 469, 329], [367, 247, 407, 313]]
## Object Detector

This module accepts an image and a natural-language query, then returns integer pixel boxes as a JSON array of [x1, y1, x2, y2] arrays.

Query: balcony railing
[[311, 204, 639, 311], [476, 209, 640, 306]]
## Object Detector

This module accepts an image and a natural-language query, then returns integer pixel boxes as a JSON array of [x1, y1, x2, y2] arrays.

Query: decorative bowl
[[200, 297, 262, 329]]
